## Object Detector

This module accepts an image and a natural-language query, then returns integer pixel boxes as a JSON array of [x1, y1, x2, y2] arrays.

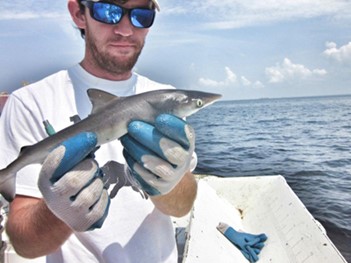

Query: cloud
[[199, 67, 237, 87], [162, 0, 351, 29], [265, 58, 327, 83], [0, 11, 68, 20], [0, 1, 80, 42], [240, 77, 264, 89], [199, 67, 264, 88], [323, 41, 351, 64], [252, 81, 265, 89], [241, 76, 251, 86], [0, 1, 68, 20]]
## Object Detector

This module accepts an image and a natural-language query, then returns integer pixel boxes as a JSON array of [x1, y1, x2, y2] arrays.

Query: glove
[[38, 132, 110, 232], [217, 222, 268, 263], [120, 114, 196, 196]]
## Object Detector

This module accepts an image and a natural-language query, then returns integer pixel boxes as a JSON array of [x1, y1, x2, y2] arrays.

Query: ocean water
[[188, 94, 351, 261]]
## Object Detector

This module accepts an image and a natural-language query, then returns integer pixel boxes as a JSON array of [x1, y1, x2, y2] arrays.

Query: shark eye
[[196, 99, 204, 107]]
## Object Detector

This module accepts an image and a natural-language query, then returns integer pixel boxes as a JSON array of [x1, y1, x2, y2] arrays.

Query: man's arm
[[6, 132, 110, 259], [6, 196, 72, 258], [151, 171, 197, 217]]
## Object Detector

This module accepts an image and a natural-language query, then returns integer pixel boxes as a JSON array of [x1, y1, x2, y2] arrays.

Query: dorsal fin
[[87, 89, 119, 114]]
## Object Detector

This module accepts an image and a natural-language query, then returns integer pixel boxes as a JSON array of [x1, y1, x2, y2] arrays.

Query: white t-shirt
[[0, 64, 178, 263]]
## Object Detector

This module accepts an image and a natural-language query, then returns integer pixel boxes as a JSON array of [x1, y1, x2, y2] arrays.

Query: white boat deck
[[173, 175, 347, 263]]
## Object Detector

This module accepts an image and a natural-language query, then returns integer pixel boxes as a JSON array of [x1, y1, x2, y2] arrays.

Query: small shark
[[0, 89, 221, 202]]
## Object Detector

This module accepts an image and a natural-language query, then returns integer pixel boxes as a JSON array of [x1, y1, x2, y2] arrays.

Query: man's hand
[[38, 132, 110, 232], [120, 114, 196, 196]]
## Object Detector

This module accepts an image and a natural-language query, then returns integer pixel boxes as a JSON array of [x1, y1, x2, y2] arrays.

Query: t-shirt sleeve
[[0, 94, 45, 198]]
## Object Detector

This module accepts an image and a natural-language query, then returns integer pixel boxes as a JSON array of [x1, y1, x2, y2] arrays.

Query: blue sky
[[0, 0, 350, 100]]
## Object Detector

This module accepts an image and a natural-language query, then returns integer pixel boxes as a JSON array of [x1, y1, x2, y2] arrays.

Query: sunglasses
[[81, 0, 156, 28]]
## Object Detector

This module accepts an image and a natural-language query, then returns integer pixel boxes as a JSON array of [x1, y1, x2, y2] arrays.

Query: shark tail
[[0, 169, 16, 202]]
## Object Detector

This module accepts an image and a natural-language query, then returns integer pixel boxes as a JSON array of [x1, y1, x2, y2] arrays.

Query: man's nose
[[113, 15, 133, 37]]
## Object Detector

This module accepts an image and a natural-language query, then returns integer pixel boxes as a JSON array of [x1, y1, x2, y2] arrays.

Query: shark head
[[148, 89, 222, 118]]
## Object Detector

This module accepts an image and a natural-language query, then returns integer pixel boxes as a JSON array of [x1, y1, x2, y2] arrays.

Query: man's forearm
[[151, 171, 197, 217], [6, 196, 72, 258]]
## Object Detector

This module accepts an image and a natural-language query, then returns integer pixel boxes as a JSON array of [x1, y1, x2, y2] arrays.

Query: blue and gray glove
[[38, 132, 110, 232], [120, 114, 196, 196], [217, 222, 268, 262]]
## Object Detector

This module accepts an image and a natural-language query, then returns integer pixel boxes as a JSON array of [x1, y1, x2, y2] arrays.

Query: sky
[[0, 0, 351, 100]]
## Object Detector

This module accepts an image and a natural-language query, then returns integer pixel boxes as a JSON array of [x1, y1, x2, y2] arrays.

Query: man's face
[[82, 0, 152, 78]]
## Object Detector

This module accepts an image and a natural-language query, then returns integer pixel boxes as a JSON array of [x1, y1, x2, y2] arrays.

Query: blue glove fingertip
[[155, 114, 190, 148], [121, 134, 160, 164], [245, 245, 259, 262], [246, 237, 261, 246], [130, 171, 161, 196], [253, 242, 265, 250], [125, 122, 168, 161], [259, 233, 268, 242], [122, 149, 161, 196], [51, 132, 98, 183], [241, 250, 252, 262], [252, 247, 261, 255], [122, 147, 137, 171], [88, 197, 111, 231]]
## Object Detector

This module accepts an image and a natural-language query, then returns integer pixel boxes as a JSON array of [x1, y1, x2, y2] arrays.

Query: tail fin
[[0, 170, 16, 202]]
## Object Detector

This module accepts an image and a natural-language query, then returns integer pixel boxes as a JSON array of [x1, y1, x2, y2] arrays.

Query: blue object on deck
[[217, 222, 267, 263]]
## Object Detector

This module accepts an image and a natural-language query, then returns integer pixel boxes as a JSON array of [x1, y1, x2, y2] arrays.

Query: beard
[[85, 29, 144, 75]]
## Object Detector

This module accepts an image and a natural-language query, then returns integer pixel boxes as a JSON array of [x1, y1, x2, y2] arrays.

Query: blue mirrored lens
[[130, 9, 155, 28], [93, 3, 122, 24], [86, 1, 155, 28]]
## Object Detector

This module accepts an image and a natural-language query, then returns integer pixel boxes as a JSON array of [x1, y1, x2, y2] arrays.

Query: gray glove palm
[[38, 132, 110, 232]]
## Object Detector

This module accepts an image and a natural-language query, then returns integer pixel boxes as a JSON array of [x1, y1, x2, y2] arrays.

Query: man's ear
[[68, 0, 86, 30]]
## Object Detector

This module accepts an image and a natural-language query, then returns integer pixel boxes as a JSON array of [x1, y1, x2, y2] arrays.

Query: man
[[0, 0, 197, 262]]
